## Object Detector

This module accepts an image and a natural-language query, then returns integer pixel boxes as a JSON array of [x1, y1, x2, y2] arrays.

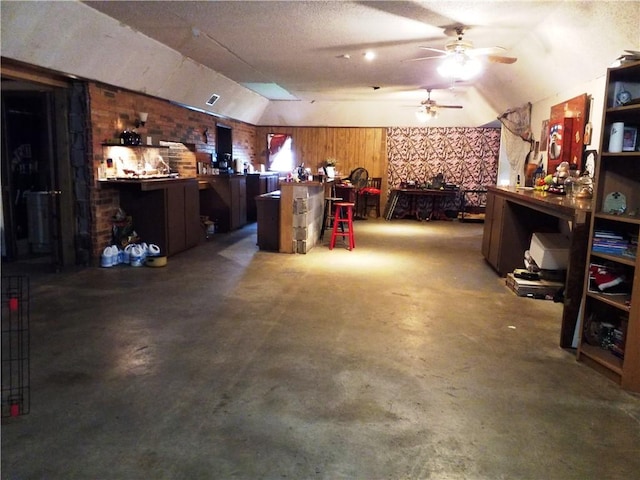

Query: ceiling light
[[363, 51, 376, 61], [437, 53, 482, 80]]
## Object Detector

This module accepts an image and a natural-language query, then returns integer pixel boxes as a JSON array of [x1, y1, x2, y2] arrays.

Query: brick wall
[[87, 82, 257, 261]]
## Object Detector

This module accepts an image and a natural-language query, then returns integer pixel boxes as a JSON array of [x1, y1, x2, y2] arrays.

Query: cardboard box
[[529, 232, 570, 270], [506, 273, 564, 297]]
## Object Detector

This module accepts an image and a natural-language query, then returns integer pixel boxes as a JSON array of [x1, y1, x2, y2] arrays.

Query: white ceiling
[[83, 1, 639, 102], [3, 1, 640, 126]]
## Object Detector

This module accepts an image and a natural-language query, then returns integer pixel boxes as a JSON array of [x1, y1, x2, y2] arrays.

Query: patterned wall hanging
[[386, 127, 500, 218]]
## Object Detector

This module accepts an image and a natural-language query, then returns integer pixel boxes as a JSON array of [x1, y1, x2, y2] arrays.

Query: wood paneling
[[255, 126, 388, 199]]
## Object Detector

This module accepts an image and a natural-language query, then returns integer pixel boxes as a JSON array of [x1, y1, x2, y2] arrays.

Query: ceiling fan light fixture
[[437, 54, 482, 80], [363, 51, 376, 61], [416, 107, 437, 122]]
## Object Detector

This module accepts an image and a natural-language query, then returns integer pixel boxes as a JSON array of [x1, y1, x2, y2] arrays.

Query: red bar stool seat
[[329, 202, 355, 250]]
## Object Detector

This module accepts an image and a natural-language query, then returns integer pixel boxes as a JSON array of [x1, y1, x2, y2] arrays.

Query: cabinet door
[[245, 175, 265, 223], [228, 177, 247, 230], [184, 181, 201, 248], [166, 185, 186, 255], [482, 193, 505, 271], [481, 192, 496, 260], [237, 177, 247, 228], [266, 175, 279, 193]]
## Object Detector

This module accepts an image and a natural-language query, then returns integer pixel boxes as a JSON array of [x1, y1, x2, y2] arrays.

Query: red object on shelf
[[8, 297, 18, 311]]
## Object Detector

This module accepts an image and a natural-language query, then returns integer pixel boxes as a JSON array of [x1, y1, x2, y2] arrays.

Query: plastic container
[[101, 247, 114, 267], [129, 245, 144, 267]]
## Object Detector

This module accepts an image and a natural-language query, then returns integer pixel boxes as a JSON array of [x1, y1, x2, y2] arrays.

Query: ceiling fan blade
[[468, 46, 506, 56], [487, 55, 517, 64], [403, 55, 445, 63], [438, 105, 464, 109], [418, 46, 448, 54]]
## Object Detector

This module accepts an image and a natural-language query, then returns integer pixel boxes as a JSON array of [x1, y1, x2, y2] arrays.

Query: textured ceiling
[[84, 0, 639, 112], [3, 1, 638, 126]]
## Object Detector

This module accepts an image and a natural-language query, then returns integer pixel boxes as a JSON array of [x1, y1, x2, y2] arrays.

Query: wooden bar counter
[[100, 177, 200, 256]]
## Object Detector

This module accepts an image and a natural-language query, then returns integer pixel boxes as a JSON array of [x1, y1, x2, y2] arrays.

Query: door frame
[[1, 61, 76, 268]]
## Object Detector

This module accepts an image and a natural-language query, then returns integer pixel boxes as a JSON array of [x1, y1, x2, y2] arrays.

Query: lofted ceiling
[[3, 1, 640, 127]]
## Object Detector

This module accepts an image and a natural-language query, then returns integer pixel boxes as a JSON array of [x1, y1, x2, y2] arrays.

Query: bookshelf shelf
[[577, 60, 640, 393]]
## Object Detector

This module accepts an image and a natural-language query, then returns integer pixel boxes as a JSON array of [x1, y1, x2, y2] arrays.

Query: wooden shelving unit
[[576, 60, 640, 392]]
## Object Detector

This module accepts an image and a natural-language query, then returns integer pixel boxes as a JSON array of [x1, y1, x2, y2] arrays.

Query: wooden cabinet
[[199, 175, 247, 232], [166, 181, 201, 254], [482, 187, 591, 347], [482, 192, 507, 272], [255, 192, 280, 251], [577, 61, 640, 392], [112, 178, 201, 257], [482, 190, 564, 277], [246, 173, 280, 222]]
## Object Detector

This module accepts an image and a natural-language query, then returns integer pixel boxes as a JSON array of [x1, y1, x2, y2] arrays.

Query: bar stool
[[320, 197, 343, 241], [320, 183, 343, 241], [329, 202, 355, 250]]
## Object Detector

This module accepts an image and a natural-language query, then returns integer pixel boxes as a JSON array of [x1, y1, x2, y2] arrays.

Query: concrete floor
[[2, 219, 639, 479]]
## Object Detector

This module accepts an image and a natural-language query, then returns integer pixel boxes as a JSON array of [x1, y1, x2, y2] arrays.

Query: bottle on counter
[[533, 163, 545, 186]]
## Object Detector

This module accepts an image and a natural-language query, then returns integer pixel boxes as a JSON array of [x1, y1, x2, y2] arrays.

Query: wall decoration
[[540, 119, 550, 154], [583, 122, 592, 145], [386, 127, 500, 218], [548, 93, 589, 174], [267, 133, 293, 171]]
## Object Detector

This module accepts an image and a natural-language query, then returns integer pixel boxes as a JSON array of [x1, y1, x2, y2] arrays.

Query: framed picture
[[622, 127, 637, 152], [547, 93, 589, 173]]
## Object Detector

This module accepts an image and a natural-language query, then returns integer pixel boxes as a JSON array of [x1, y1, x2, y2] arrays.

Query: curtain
[[498, 103, 533, 186]]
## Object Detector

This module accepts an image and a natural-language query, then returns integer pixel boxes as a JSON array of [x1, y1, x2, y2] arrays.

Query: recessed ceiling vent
[[205, 93, 220, 106]]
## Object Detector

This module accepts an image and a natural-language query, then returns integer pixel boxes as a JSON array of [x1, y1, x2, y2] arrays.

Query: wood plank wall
[[254, 126, 389, 200]]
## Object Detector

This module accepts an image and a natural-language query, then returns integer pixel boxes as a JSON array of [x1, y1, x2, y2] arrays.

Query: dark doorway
[[1, 82, 73, 274], [215, 124, 232, 170], [2, 91, 54, 263]]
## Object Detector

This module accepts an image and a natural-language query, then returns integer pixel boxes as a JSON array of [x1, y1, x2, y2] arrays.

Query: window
[[267, 134, 293, 172]]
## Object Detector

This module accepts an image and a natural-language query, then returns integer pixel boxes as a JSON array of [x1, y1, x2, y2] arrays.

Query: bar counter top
[[489, 186, 592, 222], [100, 176, 196, 191]]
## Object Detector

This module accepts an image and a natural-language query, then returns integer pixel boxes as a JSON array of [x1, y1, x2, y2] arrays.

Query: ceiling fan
[[409, 27, 518, 65], [420, 89, 463, 112], [414, 89, 462, 122]]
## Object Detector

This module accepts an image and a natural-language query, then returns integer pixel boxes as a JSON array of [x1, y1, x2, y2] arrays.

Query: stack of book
[[592, 229, 631, 257], [616, 50, 640, 66]]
